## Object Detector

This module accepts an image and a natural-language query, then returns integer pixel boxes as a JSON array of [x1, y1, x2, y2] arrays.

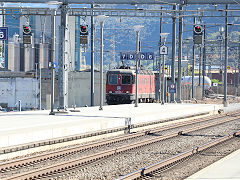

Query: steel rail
[[2, 113, 239, 180], [0, 113, 223, 172], [117, 131, 240, 180]]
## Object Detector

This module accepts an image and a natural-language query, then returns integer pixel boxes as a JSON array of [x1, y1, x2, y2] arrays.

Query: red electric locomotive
[[106, 66, 155, 105]]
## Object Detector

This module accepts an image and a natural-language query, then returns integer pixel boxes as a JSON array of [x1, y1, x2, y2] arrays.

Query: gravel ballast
[[62, 119, 240, 180]]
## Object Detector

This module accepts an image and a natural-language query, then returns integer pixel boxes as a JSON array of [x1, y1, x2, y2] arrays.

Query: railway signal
[[23, 25, 31, 35], [23, 25, 32, 44], [193, 25, 203, 35], [80, 25, 88, 44], [193, 25, 203, 44], [80, 25, 88, 36]]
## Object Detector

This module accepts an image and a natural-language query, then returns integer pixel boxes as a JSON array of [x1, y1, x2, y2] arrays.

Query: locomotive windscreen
[[108, 74, 118, 85], [122, 75, 132, 85]]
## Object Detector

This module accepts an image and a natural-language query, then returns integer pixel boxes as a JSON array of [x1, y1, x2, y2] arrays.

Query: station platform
[[186, 148, 240, 180], [0, 103, 222, 149]]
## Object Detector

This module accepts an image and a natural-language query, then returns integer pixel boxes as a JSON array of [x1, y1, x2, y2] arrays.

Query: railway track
[[1, 112, 238, 180], [0, 112, 209, 155], [117, 131, 240, 180]]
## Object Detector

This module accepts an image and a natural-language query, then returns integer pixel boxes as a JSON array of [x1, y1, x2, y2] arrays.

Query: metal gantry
[[2, 0, 239, 4], [1, 2, 239, 110], [1, 7, 240, 18]]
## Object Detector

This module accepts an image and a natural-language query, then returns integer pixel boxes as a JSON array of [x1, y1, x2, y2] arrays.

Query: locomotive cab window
[[108, 74, 118, 85], [122, 75, 132, 85]]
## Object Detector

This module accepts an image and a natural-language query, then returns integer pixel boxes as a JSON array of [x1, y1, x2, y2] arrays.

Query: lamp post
[[133, 25, 144, 107], [97, 15, 108, 110], [219, 27, 224, 83], [160, 33, 169, 105]]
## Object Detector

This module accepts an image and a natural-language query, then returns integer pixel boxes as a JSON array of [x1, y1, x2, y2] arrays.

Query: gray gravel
[[153, 137, 240, 180], [62, 119, 240, 180]]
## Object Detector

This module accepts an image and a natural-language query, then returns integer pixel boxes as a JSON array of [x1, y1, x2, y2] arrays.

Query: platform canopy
[[2, 0, 239, 4]]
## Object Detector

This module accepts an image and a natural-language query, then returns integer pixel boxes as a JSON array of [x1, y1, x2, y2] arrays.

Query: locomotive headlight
[[109, 91, 112, 93], [126, 91, 129, 93]]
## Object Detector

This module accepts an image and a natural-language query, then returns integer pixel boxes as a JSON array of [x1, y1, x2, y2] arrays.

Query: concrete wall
[[178, 86, 203, 100], [40, 70, 106, 110], [68, 71, 106, 108], [0, 77, 38, 109], [40, 68, 58, 110], [212, 85, 239, 96], [0, 71, 106, 110]]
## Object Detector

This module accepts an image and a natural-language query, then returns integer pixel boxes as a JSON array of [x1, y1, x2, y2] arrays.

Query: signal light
[[23, 25, 31, 35], [80, 25, 88, 35], [193, 25, 203, 35], [193, 25, 203, 44]]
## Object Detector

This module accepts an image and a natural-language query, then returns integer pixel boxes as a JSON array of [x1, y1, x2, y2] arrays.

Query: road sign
[[139, 52, 146, 60], [160, 45, 168, 55], [128, 53, 135, 60], [53, 62, 57, 69], [227, 65, 230, 70], [120, 52, 128, 60], [120, 52, 154, 60], [213, 83, 218, 86], [169, 83, 176, 93], [0, 27, 8, 41], [146, 52, 154, 60]]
